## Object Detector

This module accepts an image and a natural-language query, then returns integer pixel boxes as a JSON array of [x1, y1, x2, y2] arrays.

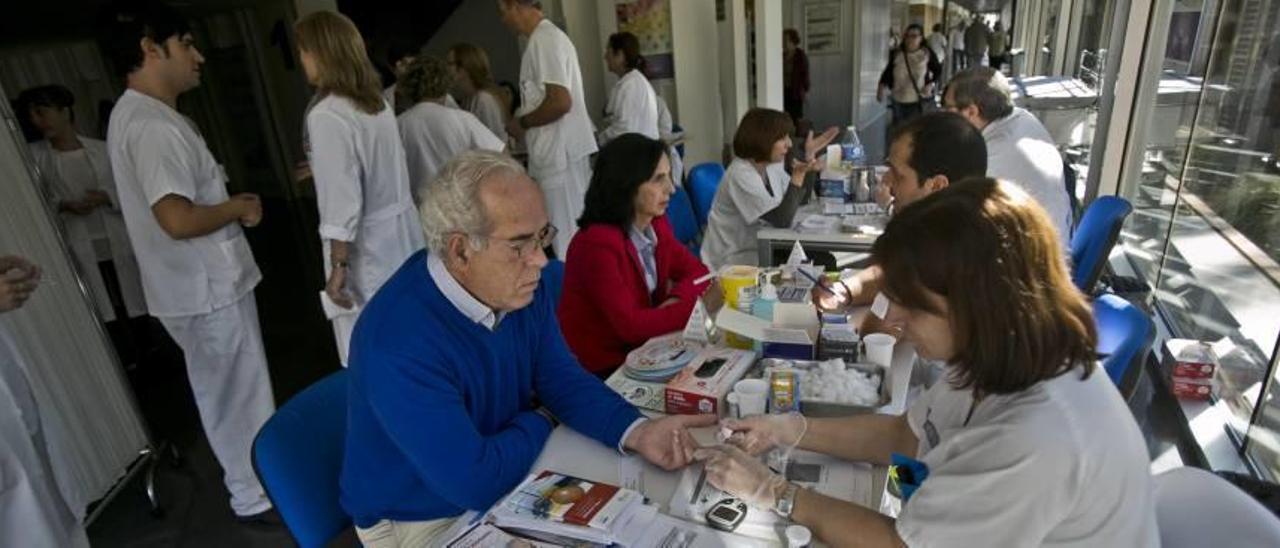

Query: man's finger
[[692, 447, 723, 462], [674, 413, 719, 428]]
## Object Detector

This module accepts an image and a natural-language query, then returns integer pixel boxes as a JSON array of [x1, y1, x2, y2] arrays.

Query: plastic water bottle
[[840, 125, 865, 170], [751, 278, 777, 353]]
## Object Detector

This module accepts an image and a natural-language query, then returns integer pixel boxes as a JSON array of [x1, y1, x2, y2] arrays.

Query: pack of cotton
[[800, 359, 880, 406]]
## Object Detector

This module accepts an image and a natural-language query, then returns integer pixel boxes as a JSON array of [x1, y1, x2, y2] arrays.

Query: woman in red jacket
[[559, 133, 711, 377]]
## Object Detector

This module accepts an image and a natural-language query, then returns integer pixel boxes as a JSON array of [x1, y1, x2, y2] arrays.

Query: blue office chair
[[543, 259, 565, 307], [687, 162, 725, 229], [1093, 293, 1153, 399], [1070, 196, 1133, 294], [667, 185, 701, 254], [252, 370, 351, 548]]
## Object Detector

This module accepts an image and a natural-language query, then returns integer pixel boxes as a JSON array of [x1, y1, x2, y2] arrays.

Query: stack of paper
[[490, 471, 648, 545]]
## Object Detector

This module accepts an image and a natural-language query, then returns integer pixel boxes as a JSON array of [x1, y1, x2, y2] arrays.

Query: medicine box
[[1163, 338, 1217, 380], [664, 346, 756, 415], [1170, 377, 1212, 400]]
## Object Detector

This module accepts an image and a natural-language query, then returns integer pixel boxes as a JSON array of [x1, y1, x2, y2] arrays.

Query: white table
[[756, 205, 882, 266]]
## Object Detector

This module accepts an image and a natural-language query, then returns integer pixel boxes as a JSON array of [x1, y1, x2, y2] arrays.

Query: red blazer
[[558, 216, 711, 376]]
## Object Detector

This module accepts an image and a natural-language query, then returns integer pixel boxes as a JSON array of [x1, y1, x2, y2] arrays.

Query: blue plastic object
[[1070, 196, 1133, 294], [1093, 293, 1153, 397], [666, 185, 700, 254], [687, 163, 725, 229], [543, 259, 565, 307], [252, 370, 351, 548]]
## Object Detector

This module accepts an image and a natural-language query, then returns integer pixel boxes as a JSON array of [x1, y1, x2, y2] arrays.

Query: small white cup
[[863, 333, 897, 368], [733, 379, 768, 416]]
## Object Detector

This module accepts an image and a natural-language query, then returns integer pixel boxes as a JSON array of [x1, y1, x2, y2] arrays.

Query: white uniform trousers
[[530, 156, 591, 258], [158, 294, 275, 516]]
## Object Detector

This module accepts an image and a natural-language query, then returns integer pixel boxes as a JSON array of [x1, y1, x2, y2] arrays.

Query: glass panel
[[1119, 0, 1280, 479]]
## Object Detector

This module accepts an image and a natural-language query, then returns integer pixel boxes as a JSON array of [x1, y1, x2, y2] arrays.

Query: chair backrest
[[1093, 293, 1152, 398], [543, 259, 565, 307], [1070, 195, 1132, 294], [1155, 467, 1280, 548], [252, 369, 351, 548], [687, 162, 725, 228], [667, 184, 701, 254]]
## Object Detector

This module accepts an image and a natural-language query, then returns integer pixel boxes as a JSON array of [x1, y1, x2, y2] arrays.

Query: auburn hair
[[295, 11, 385, 115], [732, 108, 794, 163], [872, 178, 1097, 396]]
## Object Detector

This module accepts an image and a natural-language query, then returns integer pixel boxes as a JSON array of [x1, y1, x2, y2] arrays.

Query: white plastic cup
[[863, 333, 897, 367], [733, 379, 768, 416], [786, 525, 813, 548]]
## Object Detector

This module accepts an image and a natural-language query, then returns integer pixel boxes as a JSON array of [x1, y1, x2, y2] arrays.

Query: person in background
[[447, 43, 511, 141], [499, 0, 597, 258], [964, 16, 990, 68], [384, 43, 458, 114], [927, 23, 948, 76], [101, 2, 277, 522], [340, 150, 715, 547], [654, 90, 684, 189], [598, 32, 659, 144], [701, 108, 836, 270], [989, 21, 1008, 71], [950, 23, 967, 73], [0, 255, 90, 548], [297, 11, 425, 366], [878, 24, 942, 127], [782, 27, 810, 125], [701, 180, 1158, 547], [21, 85, 149, 341], [944, 66, 1073, 247], [559, 134, 710, 377], [398, 55, 505, 196]]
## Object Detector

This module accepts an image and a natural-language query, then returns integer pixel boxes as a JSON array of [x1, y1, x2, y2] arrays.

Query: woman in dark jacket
[[877, 23, 943, 127]]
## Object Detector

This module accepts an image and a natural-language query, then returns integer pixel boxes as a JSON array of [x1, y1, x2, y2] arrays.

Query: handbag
[[902, 50, 939, 113]]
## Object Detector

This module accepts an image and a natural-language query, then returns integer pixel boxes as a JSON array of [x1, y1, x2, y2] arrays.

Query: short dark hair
[[578, 133, 668, 230], [733, 108, 794, 163], [932, 23, 943, 32], [889, 111, 987, 186], [98, 2, 191, 77], [18, 85, 76, 122], [872, 178, 1097, 396], [783, 28, 801, 46], [944, 66, 1015, 122], [607, 32, 645, 72]]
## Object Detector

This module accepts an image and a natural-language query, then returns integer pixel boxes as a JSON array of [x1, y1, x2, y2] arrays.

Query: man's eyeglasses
[[471, 224, 558, 258]]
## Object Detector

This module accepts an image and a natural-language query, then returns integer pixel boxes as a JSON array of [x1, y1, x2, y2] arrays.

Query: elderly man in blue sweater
[[340, 150, 715, 547]]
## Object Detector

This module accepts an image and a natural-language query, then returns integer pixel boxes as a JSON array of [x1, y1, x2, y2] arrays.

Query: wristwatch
[[774, 482, 800, 518]]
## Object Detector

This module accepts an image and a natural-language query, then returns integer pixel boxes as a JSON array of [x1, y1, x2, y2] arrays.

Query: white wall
[[755, 0, 784, 110], [720, 0, 750, 152], [420, 0, 523, 88], [670, 0, 725, 167], [560, 0, 606, 127]]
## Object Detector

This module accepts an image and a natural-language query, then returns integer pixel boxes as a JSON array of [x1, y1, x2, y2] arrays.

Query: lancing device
[[796, 267, 839, 297]]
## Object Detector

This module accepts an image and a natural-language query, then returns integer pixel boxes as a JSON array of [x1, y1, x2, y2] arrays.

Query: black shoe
[[236, 508, 284, 527]]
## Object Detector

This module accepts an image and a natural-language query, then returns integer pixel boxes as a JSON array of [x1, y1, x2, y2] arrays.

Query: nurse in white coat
[[655, 93, 685, 190], [105, 5, 276, 520], [397, 55, 505, 197], [22, 85, 147, 323], [500, 0, 598, 257], [297, 12, 425, 366], [597, 32, 659, 145], [448, 43, 511, 141], [0, 256, 90, 548]]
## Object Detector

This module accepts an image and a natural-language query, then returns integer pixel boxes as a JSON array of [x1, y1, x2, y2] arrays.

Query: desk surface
[[756, 205, 884, 265]]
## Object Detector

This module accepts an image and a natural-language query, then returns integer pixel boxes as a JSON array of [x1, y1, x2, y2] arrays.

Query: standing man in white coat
[[598, 31, 659, 144], [21, 85, 148, 330], [101, 4, 278, 522], [944, 67, 1074, 247], [499, 0, 598, 257]]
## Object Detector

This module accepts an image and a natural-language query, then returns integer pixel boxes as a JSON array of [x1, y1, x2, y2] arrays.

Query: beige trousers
[[355, 516, 456, 548]]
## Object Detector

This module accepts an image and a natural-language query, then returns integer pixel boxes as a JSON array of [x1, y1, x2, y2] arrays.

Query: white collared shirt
[[426, 253, 504, 330], [398, 101, 505, 196], [983, 108, 1074, 248], [518, 18, 598, 173]]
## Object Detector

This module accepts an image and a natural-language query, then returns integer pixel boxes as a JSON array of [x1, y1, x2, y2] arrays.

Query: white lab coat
[[701, 158, 789, 270], [398, 101, 505, 197], [29, 139, 147, 322], [982, 108, 1074, 248], [466, 89, 508, 142], [307, 95, 425, 365], [518, 18, 598, 256], [656, 94, 684, 189], [0, 326, 90, 548], [107, 88, 275, 516], [598, 69, 659, 144], [383, 84, 458, 113]]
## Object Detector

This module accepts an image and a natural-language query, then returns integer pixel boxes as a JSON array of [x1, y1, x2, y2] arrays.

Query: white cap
[[785, 525, 812, 547]]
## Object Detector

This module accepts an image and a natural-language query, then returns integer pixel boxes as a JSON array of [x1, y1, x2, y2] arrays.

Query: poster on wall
[[804, 1, 842, 55], [616, 0, 675, 80], [1166, 11, 1200, 63]]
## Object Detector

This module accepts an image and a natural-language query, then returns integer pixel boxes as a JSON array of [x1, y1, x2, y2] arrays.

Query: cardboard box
[[664, 347, 757, 415], [1170, 376, 1213, 400], [714, 304, 819, 360], [1163, 339, 1218, 380]]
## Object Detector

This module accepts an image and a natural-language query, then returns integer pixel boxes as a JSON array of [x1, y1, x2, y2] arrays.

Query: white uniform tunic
[[398, 101, 505, 196], [656, 94, 684, 189], [466, 89, 508, 142], [598, 68, 659, 144], [306, 95, 425, 365], [897, 365, 1158, 547], [108, 88, 275, 517], [517, 18, 598, 256], [701, 157, 788, 270], [983, 108, 1074, 248], [29, 138, 147, 322]]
